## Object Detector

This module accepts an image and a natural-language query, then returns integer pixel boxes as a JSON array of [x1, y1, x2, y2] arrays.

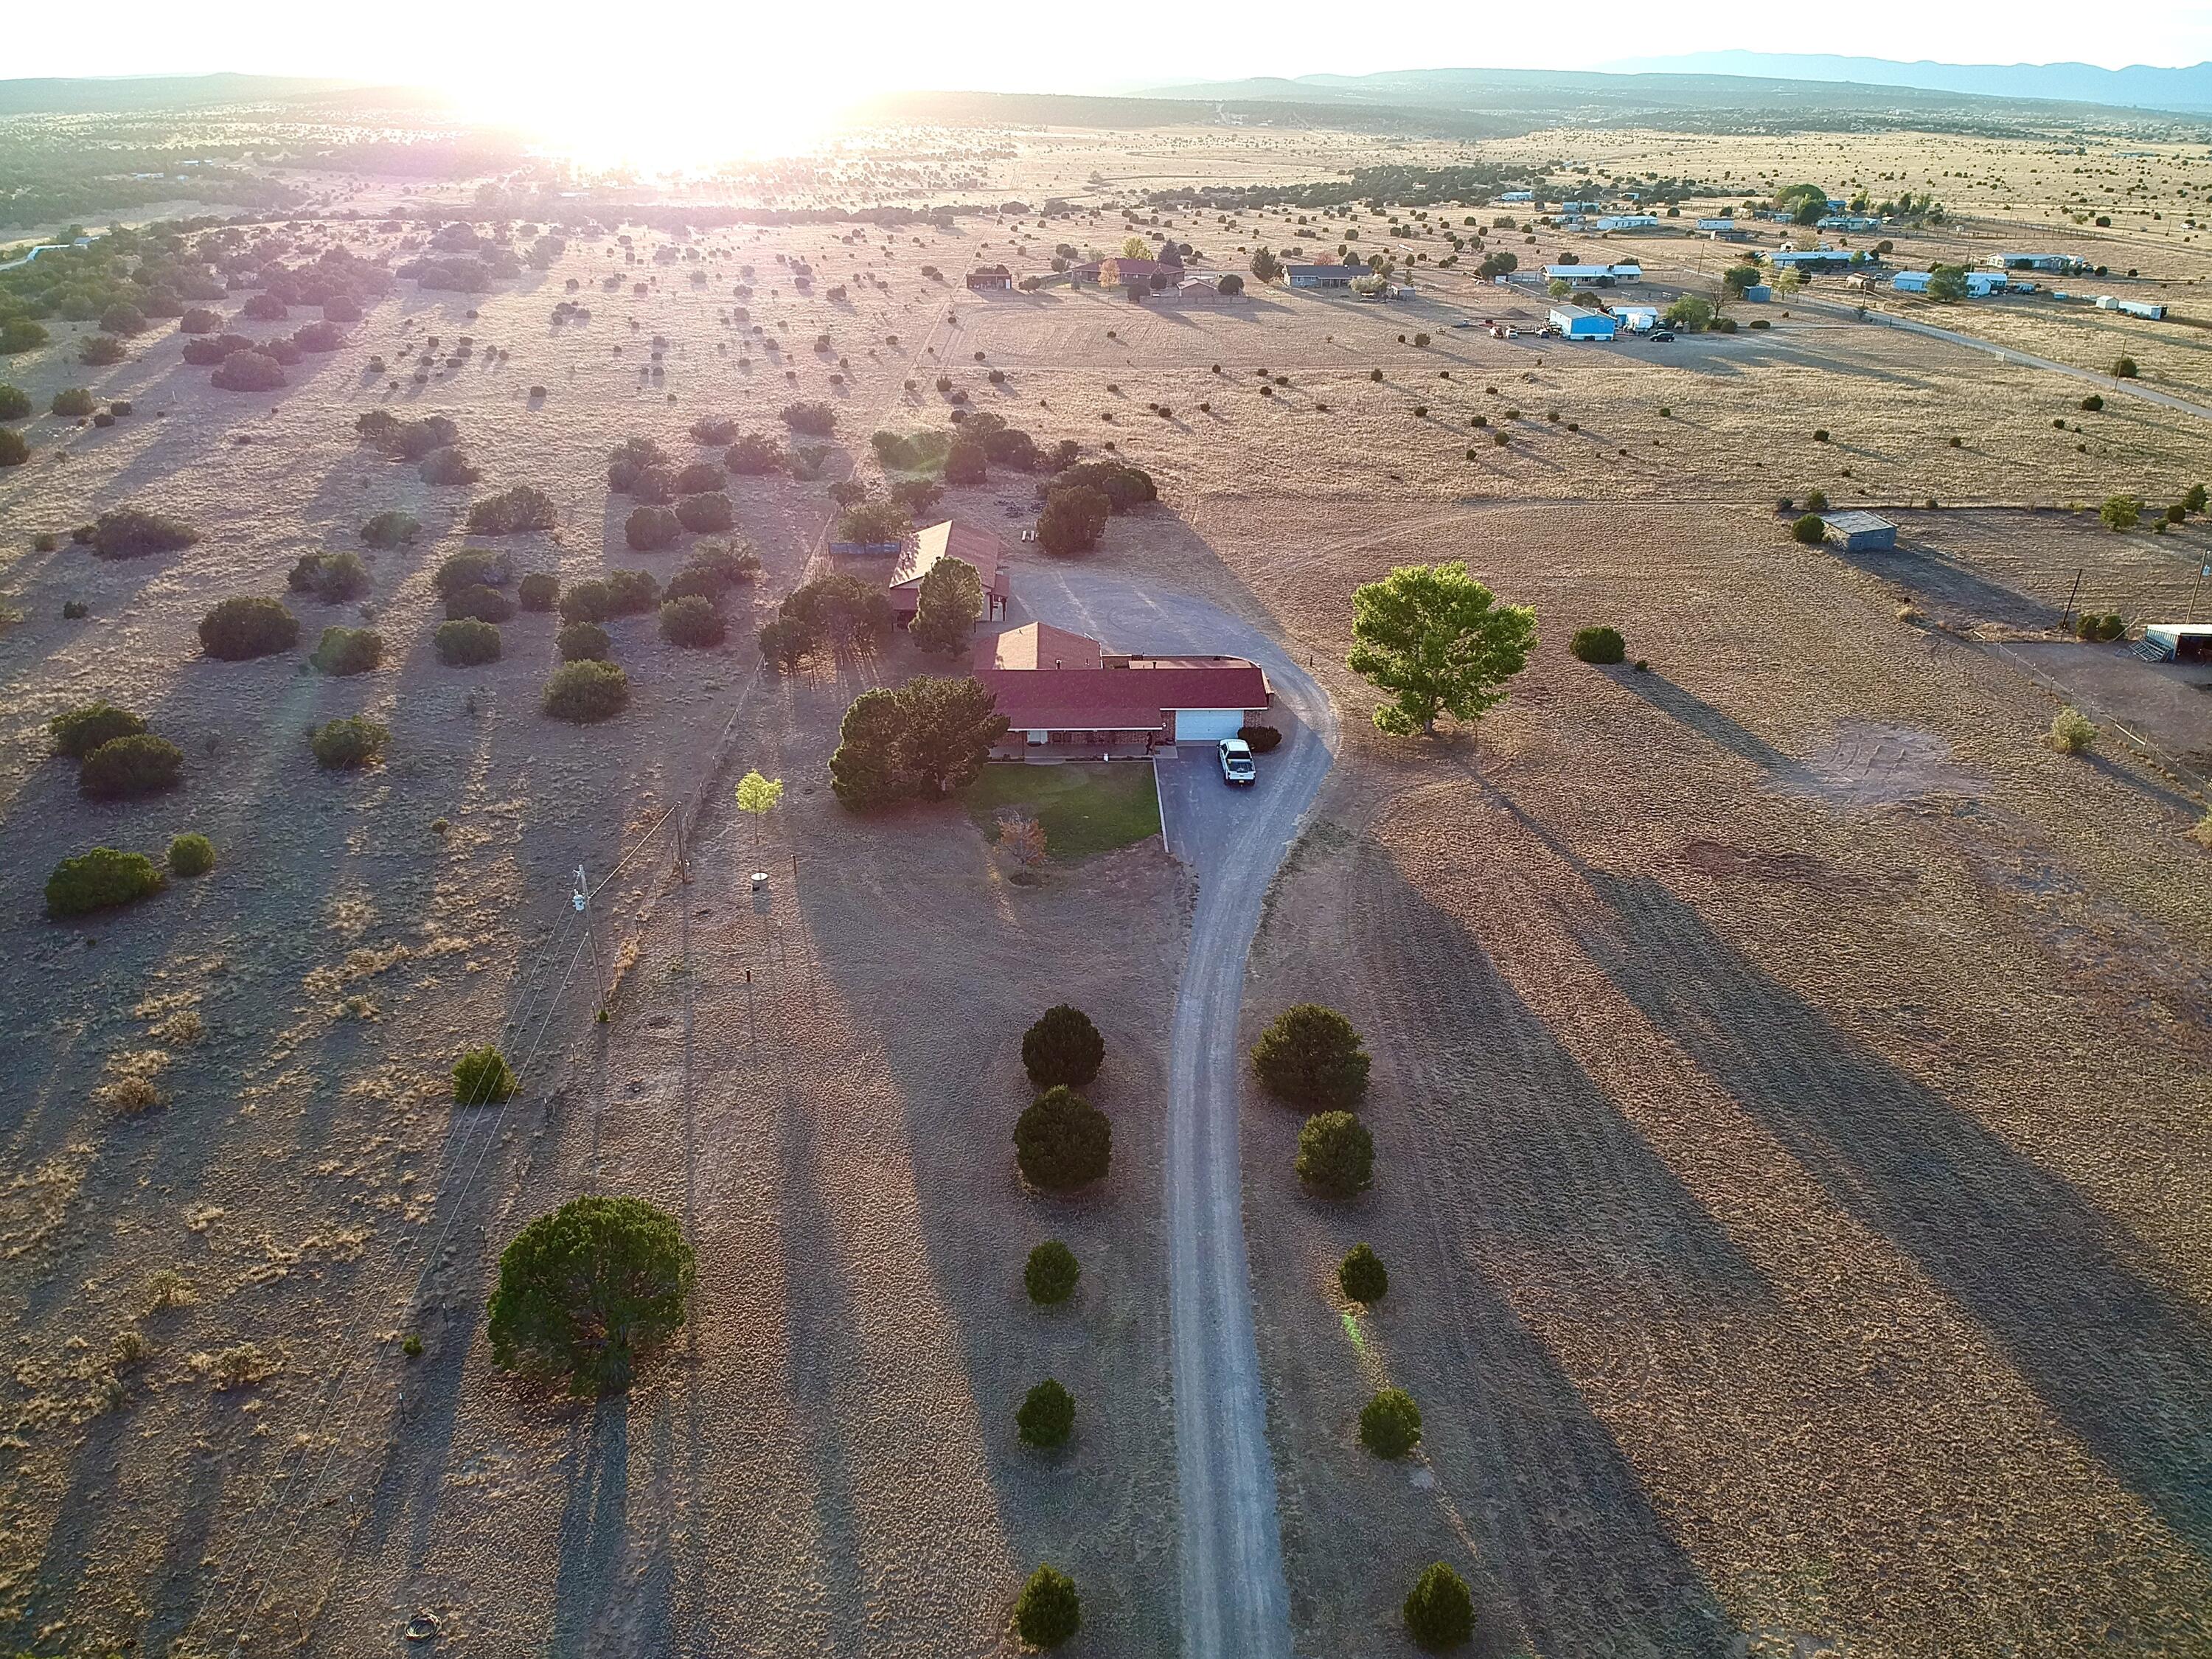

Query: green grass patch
[[964, 762, 1161, 862]]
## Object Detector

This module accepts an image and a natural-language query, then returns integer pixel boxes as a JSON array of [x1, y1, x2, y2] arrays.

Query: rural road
[[1005, 560, 1339, 1659]]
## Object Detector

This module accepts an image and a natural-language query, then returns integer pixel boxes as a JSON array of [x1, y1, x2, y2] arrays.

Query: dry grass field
[[0, 114, 2207, 1659]]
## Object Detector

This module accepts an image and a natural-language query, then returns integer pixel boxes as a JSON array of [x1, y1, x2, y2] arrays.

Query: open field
[[0, 111, 2207, 1659]]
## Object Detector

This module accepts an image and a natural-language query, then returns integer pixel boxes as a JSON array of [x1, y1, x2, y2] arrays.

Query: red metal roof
[[977, 661, 1270, 731]]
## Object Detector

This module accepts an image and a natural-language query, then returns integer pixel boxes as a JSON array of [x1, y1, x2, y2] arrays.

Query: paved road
[[1004, 560, 1338, 1659]]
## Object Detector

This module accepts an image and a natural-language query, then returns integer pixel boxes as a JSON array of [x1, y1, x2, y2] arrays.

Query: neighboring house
[[1544, 262, 1642, 284], [1099, 256, 1174, 289], [1596, 214, 1660, 231], [1496, 190, 1534, 204], [888, 521, 1012, 624], [1548, 305, 1617, 340], [1891, 270, 1931, 293], [1963, 271, 2007, 297], [1285, 264, 1357, 288], [965, 265, 1012, 291], [1768, 248, 1863, 273], [1696, 217, 1739, 232], [1177, 276, 1230, 299], [1817, 215, 1883, 231], [1990, 253, 2088, 274], [975, 624, 1273, 752]]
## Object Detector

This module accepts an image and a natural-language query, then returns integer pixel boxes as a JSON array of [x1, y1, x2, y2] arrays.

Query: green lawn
[[963, 762, 1162, 862]]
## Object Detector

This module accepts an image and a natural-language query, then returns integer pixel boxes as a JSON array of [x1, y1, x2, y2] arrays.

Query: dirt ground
[[1, 118, 2210, 1658]]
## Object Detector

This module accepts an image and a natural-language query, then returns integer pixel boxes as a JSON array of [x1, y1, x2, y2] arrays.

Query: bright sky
[[12, 0, 2212, 165]]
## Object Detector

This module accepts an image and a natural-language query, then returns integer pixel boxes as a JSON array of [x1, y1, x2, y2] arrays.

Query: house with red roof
[[888, 521, 1012, 625], [975, 623, 1272, 754]]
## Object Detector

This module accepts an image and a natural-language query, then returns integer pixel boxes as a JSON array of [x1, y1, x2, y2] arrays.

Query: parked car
[[1217, 737, 1256, 786], [1649, 330, 1676, 342]]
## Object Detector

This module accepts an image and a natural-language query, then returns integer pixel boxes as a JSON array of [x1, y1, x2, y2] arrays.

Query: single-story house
[[975, 624, 1273, 751], [1822, 511, 1896, 552], [1705, 226, 1754, 242], [1891, 270, 1930, 293], [965, 265, 1012, 291], [2138, 622, 2212, 661], [1990, 253, 2088, 274], [1614, 304, 1660, 331], [2098, 295, 2167, 320], [1098, 256, 1175, 290], [888, 520, 1013, 624], [1596, 214, 1660, 231], [1497, 190, 1534, 204], [1545, 261, 1643, 284], [1562, 200, 1601, 213], [1548, 305, 1617, 340], [1769, 248, 1862, 273], [1817, 215, 1883, 232], [1177, 276, 1228, 299], [1286, 263, 1357, 288], [1964, 270, 2007, 298]]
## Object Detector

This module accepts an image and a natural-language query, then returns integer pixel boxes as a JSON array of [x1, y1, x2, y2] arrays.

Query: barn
[[1548, 305, 1618, 341]]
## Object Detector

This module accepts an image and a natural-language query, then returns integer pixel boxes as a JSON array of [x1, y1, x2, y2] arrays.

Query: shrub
[[467, 485, 558, 535], [626, 505, 681, 552], [757, 616, 813, 671], [0, 318, 49, 354], [1340, 1243, 1388, 1304], [436, 618, 502, 666], [1569, 626, 1626, 664], [1360, 1387, 1422, 1458], [674, 461, 724, 495], [311, 625, 383, 676], [1014, 1086, 1112, 1192], [781, 400, 836, 437], [1023, 1005, 1105, 1088], [1024, 1240, 1080, 1305], [46, 848, 164, 919], [1297, 1111, 1374, 1198], [310, 716, 389, 771], [560, 580, 613, 625], [2096, 612, 2126, 641], [2112, 356, 2138, 379], [1239, 724, 1283, 753], [78, 731, 183, 801], [92, 508, 200, 560], [445, 583, 515, 623], [2100, 495, 2140, 532], [0, 428, 25, 467], [945, 439, 987, 486], [604, 568, 659, 615], [1055, 458, 1157, 511], [1013, 1566, 1081, 1649], [2080, 394, 2104, 412], [292, 319, 344, 353], [1252, 1005, 1369, 1108], [241, 291, 287, 321], [659, 594, 726, 648], [198, 596, 299, 660], [1791, 514, 1827, 546], [723, 432, 783, 474], [167, 833, 215, 877], [419, 445, 481, 485], [543, 660, 630, 722], [675, 491, 735, 533], [360, 509, 420, 549], [487, 1195, 696, 1396], [49, 701, 146, 759], [2049, 707, 2096, 754], [0, 383, 27, 420], [689, 416, 740, 445], [557, 620, 611, 662], [1802, 489, 1830, 513], [52, 388, 97, 417], [1017, 1379, 1076, 1449], [178, 307, 221, 335], [518, 571, 559, 612], [1403, 1562, 1475, 1652], [1037, 484, 1110, 557], [79, 333, 127, 367], [453, 1044, 518, 1104], [627, 465, 677, 505], [211, 350, 287, 392], [433, 548, 512, 597], [289, 551, 372, 603]]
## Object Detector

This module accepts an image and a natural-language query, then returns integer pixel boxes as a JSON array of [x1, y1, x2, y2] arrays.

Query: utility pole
[[576, 864, 608, 1020], [2060, 568, 2084, 633]]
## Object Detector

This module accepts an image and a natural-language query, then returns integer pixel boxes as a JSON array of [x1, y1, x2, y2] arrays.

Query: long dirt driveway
[[1006, 558, 1339, 1658]]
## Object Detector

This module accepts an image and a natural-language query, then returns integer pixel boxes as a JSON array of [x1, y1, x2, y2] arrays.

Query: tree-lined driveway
[[1003, 560, 1338, 1658]]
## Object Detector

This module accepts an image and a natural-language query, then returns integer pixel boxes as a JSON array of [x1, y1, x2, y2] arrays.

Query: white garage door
[[1174, 708, 1245, 742]]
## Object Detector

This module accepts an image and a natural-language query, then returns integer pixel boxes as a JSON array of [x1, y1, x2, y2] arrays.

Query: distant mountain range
[[1604, 52, 2212, 114], [0, 73, 362, 115]]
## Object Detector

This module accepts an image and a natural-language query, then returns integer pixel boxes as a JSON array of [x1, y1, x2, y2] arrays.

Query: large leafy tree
[[897, 675, 1006, 794], [829, 689, 915, 810], [1348, 563, 1536, 737], [486, 1196, 696, 1397], [911, 555, 984, 658]]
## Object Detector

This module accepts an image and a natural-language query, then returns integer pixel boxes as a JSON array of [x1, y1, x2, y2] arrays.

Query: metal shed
[[1822, 511, 1897, 552], [2138, 622, 2212, 661]]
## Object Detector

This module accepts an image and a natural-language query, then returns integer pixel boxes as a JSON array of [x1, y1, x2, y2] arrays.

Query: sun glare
[[456, 66, 846, 175]]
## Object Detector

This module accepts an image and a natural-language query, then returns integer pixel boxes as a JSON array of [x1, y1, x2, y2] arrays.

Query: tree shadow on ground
[[1562, 851, 2212, 1562]]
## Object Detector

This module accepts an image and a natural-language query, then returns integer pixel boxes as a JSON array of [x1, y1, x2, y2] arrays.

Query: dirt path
[[1003, 561, 1339, 1656]]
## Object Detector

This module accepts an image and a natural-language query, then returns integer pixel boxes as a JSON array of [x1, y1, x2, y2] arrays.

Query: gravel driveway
[[1005, 559, 1338, 1658]]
